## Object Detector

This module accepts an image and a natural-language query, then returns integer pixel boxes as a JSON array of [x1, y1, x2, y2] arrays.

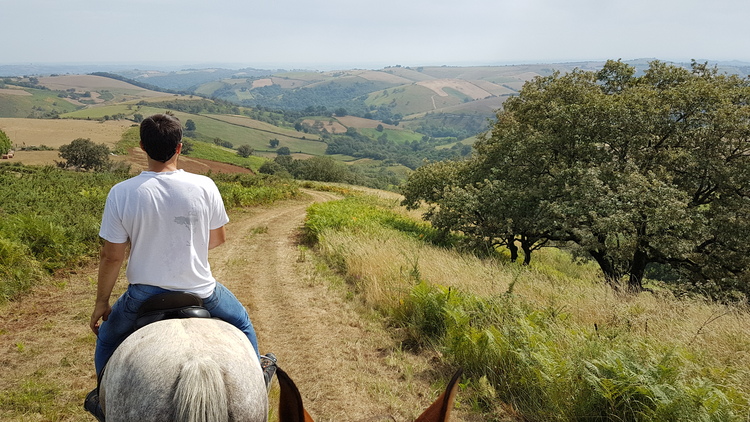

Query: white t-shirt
[[99, 170, 229, 298]]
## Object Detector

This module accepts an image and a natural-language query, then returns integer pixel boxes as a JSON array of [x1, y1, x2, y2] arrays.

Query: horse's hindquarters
[[101, 318, 268, 422]]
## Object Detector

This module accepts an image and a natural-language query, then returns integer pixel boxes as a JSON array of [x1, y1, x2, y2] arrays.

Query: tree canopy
[[58, 138, 111, 172], [236, 144, 253, 158], [402, 60, 750, 297]]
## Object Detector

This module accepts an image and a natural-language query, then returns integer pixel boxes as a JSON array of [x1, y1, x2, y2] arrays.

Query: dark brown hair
[[140, 113, 182, 162]]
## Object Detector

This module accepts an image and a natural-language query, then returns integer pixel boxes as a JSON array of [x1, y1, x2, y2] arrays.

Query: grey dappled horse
[[99, 318, 462, 422]]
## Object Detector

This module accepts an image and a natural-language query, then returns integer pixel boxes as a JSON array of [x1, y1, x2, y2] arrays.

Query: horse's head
[[276, 368, 463, 422]]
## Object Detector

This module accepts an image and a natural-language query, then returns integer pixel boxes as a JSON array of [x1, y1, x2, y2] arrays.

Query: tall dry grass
[[306, 194, 750, 420]]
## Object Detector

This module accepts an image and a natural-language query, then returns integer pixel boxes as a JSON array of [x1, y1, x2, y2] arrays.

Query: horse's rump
[[100, 318, 267, 422]]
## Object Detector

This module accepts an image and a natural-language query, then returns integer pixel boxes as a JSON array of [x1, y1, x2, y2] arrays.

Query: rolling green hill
[[0, 87, 81, 118], [1, 74, 459, 189], [175, 64, 577, 140]]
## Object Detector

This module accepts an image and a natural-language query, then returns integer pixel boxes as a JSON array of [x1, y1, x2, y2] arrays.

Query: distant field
[[366, 84, 461, 116], [0, 88, 31, 96], [0, 118, 133, 165], [193, 81, 226, 97], [0, 88, 82, 118], [416, 79, 494, 100], [348, 70, 413, 85], [38, 75, 164, 97], [429, 96, 507, 116], [0, 118, 132, 149], [302, 118, 347, 134], [63, 104, 140, 120], [359, 127, 423, 144], [207, 114, 310, 139], [335, 115, 399, 130]]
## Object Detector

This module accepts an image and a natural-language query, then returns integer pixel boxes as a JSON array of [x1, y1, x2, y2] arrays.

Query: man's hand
[[90, 301, 112, 335]]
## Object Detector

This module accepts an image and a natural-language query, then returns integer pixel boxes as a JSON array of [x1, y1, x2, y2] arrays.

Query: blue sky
[[2, 0, 749, 69]]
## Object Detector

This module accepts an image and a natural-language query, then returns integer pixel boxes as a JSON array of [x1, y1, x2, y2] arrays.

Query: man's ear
[[176, 143, 183, 155], [139, 141, 145, 151]]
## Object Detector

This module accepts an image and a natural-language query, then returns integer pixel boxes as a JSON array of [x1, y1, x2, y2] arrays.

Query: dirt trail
[[212, 189, 456, 421], [0, 189, 470, 422]]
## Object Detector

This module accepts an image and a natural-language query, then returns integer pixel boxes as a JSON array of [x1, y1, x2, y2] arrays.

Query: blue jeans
[[94, 282, 259, 375]]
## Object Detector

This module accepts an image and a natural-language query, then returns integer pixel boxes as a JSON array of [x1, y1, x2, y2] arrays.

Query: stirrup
[[260, 353, 277, 390]]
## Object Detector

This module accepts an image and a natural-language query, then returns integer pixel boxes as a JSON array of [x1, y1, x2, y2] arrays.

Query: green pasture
[[188, 141, 266, 171], [325, 153, 359, 162], [274, 71, 331, 82], [365, 85, 462, 117], [359, 127, 423, 144], [234, 90, 254, 101], [62, 104, 139, 120], [0, 89, 82, 118], [435, 136, 477, 150], [192, 81, 227, 97], [206, 114, 307, 140]]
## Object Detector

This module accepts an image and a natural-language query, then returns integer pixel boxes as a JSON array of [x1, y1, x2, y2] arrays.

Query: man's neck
[[146, 157, 179, 173]]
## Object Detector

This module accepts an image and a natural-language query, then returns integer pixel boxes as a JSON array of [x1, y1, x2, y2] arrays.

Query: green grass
[[0, 88, 82, 118], [0, 163, 124, 302], [442, 87, 473, 102], [62, 104, 139, 120], [0, 378, 61, 418], [365, 85, 463, 117], [187, 141, 266, 171], [359, 128, 423, 144], [206, 114, 320, 143], [193, 81, 227, 97]]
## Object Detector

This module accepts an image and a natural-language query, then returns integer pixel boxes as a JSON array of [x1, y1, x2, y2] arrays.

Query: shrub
[[0, 129, 10, 155], [0, 238, 43, 303], [211, 173, 300, 208]]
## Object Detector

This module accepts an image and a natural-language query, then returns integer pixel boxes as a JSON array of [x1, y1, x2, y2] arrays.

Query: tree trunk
[[506, 236, 518, 263], [627, 248, 648, 293], [521, 241, 532, 266], [589, 249, 621, 290]]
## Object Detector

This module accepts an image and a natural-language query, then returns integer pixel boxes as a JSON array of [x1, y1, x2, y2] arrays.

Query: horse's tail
[[173, 356, 229, 422]]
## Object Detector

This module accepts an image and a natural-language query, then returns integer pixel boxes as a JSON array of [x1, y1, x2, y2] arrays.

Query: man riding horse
[[84, 113, 276, 420]]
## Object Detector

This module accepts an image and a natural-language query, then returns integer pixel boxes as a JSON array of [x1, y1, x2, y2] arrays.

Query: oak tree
[[403, 60, 750, 296]]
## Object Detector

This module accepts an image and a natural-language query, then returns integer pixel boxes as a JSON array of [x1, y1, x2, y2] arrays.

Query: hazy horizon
[[2, 0, 749, 71]]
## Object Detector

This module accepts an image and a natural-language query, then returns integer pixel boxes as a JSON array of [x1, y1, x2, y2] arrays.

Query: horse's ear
[[276, 367, 314, 422], [414, 369, 463, 422]]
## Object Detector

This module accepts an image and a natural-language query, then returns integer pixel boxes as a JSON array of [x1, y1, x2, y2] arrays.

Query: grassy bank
[[304, 194, 750, 421]]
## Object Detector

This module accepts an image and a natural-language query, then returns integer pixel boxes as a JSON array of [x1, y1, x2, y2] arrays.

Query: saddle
[[134, 292, 211, 331]]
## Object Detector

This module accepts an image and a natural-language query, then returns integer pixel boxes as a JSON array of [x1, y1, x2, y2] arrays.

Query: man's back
[[99, 169, 229, 297]]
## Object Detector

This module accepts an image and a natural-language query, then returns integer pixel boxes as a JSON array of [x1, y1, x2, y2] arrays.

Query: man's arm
[[90, 240, 128, 335], [209, 226, 226, 250]]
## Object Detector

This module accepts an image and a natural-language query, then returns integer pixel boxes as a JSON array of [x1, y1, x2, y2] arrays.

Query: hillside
[[111, 60, 666, 141], [0, 73, 474, 188]]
